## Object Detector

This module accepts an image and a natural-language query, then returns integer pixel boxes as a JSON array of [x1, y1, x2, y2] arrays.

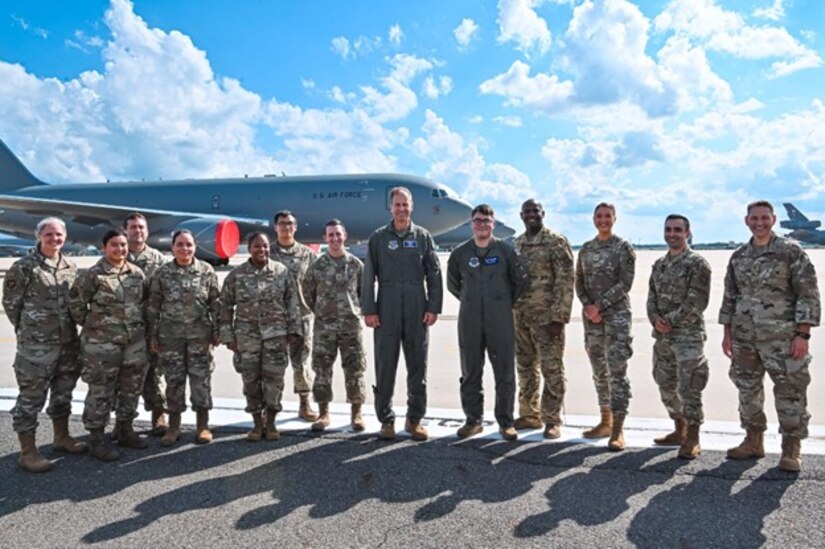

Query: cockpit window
[[431, 188, 449, 199]]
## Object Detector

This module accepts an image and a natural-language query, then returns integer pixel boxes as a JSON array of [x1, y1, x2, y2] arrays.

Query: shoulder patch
[[4, 279, 16, 290]]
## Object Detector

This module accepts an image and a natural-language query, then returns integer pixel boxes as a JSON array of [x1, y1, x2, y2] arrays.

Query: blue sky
[[1, 0, 824, 243]]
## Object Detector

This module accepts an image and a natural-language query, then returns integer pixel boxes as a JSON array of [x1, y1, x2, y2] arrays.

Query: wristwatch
[[794, 331, 811, 341]]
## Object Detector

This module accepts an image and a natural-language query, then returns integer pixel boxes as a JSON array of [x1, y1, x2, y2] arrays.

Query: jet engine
[[149, 218, 240, 264]]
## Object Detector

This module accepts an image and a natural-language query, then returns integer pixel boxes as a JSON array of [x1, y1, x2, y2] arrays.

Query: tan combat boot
[[654, 417, 687, 446], [161, 412, 181, 447], [514, 416, 542, 430], [405, 418, 428, 441], [678, 423, 701, 460], [457, 422, 483, 439], [312, 402, 331, 432], [583, 407, 613, 439], [351, 403, 365, 432], [543, 424, 561, 440], [379, 421, 396, 440], [499, 426, 518, 441], [298, 394, 318, 421], [52, 415, 88, 454], [264, 409, 280, 441], [726, 428, 765, 460], [607, 414, 626, 451], [89, 428, 120, 461], [778, 436, 802, 472], [117, 420, 149, 449], [246, 412, 264, 442], [150, 409, 168, 436], [195, 409, 212, 444], [18, 432, 53, 473]]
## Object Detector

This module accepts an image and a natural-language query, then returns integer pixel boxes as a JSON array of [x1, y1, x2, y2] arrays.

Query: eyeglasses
[[472, 218, 493, 226], [276, 222, 296, 227]]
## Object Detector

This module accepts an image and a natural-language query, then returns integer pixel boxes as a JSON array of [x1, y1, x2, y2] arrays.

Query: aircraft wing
[[0, 193, 269, 231]]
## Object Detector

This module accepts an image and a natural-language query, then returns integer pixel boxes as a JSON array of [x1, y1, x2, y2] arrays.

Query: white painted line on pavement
[[1, 388, 822, 455]]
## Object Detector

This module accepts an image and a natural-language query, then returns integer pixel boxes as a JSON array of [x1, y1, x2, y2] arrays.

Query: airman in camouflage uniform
[[720, 200, 820, 472], [301, 220, 367, 432], [147, 230, 221, 447], [647, 215, 711, 459], [124, 212, 168, 435], [69, 229, 149, 461], [512, 199, 574, 439], [271, 210, 318, 421], [221, 232, 303, 441], [576, 202, 635, 451], [3, 217, 87, 472]]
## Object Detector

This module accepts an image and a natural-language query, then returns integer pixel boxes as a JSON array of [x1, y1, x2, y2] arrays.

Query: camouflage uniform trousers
[[158, 338, 215, 414], [514, 312, 566, 425], [652, 334, 709, 425], [287, 316, 313, 394], [141, 345, 166, 412], [234, 335, 289, 414], [583, 310, 633, 416], [730, 338, 811, 439], [11, 341, 82, 434], [81, 338, 149, 430], [311, 325, 366, 404]]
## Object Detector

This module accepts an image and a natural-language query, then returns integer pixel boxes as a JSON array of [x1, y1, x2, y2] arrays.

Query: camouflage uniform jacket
[[647, 248, 711, 339], [2, 249, 79, 346], [146, 259, 221, 344], [513, 227, 574, 324], [220, 259, 302, 344], [302, 252, 364, 330], [361, 221, 443, 315], [127, 244, 167, 279], [271, 241, 317, 318], [575, 235, 636, 315], [719, 233, 820, 342], [68, 258, 147, 345]]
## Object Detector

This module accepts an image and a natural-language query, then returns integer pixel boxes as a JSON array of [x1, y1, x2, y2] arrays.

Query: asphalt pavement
[[1, 412, 823, 548]]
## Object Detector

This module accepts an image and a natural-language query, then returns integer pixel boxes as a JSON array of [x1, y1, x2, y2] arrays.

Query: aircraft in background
[[0, 139, 472, 263], [0, 235, 100, 258], [780, 203, 825, 245], [434, 219, 517, 250]]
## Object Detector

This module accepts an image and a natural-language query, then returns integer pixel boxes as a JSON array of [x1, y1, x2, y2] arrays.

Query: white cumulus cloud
[[453, 18, 479, 49], [389, 24, 404, 46], [655, 0, 821, 78], [496, 0, 552, 55]]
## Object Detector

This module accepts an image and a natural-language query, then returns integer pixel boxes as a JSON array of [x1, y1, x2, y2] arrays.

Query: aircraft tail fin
[[783, 202, 809, 222], [0, 139, 46, 191]]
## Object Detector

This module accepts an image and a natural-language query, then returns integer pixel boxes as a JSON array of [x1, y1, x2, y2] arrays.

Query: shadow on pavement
[[627, 459, 788, 547]]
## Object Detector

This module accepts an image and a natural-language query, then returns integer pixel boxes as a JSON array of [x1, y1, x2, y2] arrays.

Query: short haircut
[[324, 218, 346, 234], [594, 202, 616, 215], [472, 204, 495, 218], [521, 198, 543, 211], [34, 217, 66, 239], [747, 200, 774, 214], [102, 228, 127, 246], [274, 210, 296, 224], [389, 186, 413, 202], [246, 231, 270, 247], [171, 229, 195, 245], [664, 214, 690, 232], [123, 212, 147, 229]]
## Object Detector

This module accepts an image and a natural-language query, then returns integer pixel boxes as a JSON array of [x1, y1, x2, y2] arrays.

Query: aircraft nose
[[436, 195, 472, 233]]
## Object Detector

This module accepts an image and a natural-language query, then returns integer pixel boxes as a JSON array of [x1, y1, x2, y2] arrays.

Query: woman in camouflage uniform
[[220, 232, 302, 442], [69, 229, 149, 461], [3, 217, 88, 472], [575, 203, 636, 451], [147, 230, 221, 447]]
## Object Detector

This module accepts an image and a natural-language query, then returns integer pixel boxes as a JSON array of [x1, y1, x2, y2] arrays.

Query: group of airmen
[[2, 186, 820, 475]]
